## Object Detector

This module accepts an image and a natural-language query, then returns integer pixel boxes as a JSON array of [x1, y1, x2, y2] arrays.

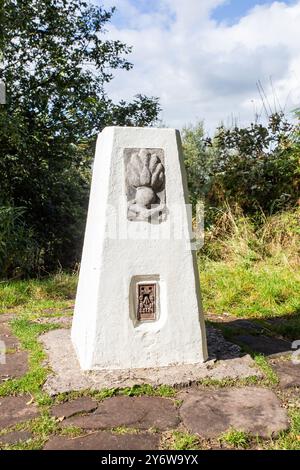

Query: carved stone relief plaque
[[124, 148, 167, 222], [137, 282, 156, 321]]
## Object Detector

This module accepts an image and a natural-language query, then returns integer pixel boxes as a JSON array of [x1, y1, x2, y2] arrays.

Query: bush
[[0, 1, 160, 276], [0, 206, 40, 278], [182, 113, 300, 221]]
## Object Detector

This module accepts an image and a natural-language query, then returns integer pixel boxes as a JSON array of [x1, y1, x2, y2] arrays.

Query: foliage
[[0, 205, 39, 278], [182, 122, 212, 206], [210, 113, 300, 214], [182, 113, 300, 220], [0, 0, 160, 275], [219, 428, 250, 449], [164, 431, 200, 450]]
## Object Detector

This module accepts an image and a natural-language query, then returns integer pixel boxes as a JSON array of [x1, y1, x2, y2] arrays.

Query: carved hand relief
[[124, 148, 167, 222]]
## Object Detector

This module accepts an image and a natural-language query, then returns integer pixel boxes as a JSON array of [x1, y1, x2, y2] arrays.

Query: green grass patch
[[53, 384, 177, 405], [60, 426, 83, 438], [219, 428, 251, 449], [198, 376, 260, 388], [268, 410, 300, 450], [28, 413, 58, 437], [120, 384, 176, 398], [111, 426, 139, 435], [0, 273, 77, 314], [200, 260, 300, 319], [0, 437, 45, 451], [253, 355, 279, 386], [0, 318, 58, 396], [163, 431, 200, 450]]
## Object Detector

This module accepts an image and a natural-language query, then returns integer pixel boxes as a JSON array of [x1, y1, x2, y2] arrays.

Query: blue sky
[[109, 0, 296, 26], [212, 0, 296, 24], [101, 0, 300, 132]]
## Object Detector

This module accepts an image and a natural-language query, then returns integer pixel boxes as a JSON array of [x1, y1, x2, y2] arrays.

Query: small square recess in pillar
[[137, 282, 156, 321]]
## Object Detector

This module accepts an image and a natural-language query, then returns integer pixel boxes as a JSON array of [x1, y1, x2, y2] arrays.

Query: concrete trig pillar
[[72, 127, 207, 370]]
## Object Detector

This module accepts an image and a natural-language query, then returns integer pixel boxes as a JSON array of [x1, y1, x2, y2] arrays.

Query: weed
[[163, 430, 200, 450], [219, 428, 251, 449]]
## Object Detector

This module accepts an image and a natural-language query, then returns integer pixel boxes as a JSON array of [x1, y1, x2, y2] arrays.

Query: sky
[[100, 0, 300, 134]]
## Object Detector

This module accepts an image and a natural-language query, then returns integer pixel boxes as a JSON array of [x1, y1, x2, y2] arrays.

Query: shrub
[[0, 206, 40, 278], [182, 113, 300, 221]]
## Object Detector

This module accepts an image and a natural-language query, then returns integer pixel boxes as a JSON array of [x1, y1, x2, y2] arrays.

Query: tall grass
[[202, 204, 300, 266], [200, 205, 300, 318]]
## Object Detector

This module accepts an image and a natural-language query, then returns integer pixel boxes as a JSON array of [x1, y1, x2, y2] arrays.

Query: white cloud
[[101, 0, 300, 133]]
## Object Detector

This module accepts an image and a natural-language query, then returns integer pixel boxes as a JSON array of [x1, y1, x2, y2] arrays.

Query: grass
[[51, 384, 177, 406], [253, 354, 279, 386], [0, 272, 77, 314], [0, 413, 59, 450], [120, 384, 176, 398], [198, 376, 260, 388], [0, 206, 300, 449], [0, 318, 58, 397], [267, 410, 300, 450], [111, 426, 139, 435], [219, 428, 251, 449], [200, 260, 300, 319], [163, 431, 200, 450], [60, 426, 84, 438]]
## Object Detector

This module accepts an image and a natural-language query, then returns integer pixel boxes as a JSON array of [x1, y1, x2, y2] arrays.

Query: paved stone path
[[0, 431, 33, 445], [45, 432, 160, 450], [0, 396, 39, 428], [0, 320, 28, 382], [0, 313, 299, 449], [271, 360, 300, 388], [179, 387, 289, 438], [51, 396, 98, 418], [60, 396, 180, 431]]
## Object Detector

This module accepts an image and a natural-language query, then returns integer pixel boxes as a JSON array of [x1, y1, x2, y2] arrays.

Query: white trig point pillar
[[71, 127, 207, 370]]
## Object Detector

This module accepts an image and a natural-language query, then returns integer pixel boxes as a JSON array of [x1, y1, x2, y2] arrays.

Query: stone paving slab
[[272, 361, 300, 388], [60, 396, 179, 431], [179, 387, 289, 438], [0, 324, 20, 350], [0, 314, 16, 324], [51, 397, 98, 418], [44, 432, 160, 450], [0, 321, 28, 382], [233, 335, 292, 357], [40, 329, 262, 395], [0, 430, 33, 445], [0, 396, 39, 429], [0, 351, 28, 382]]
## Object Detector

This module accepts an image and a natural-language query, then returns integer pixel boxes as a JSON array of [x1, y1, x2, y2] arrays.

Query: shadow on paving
[[207, 314, 299, 357]]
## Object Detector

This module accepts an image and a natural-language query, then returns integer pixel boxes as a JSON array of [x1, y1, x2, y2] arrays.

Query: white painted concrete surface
[[71, 127, 208, 370]]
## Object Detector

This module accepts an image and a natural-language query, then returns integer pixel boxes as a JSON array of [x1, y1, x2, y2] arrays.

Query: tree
[[181, 114, 300, 228], [212, 113, 300, 214], [0, 0, 160, 275], [182, 122, 213, 207]]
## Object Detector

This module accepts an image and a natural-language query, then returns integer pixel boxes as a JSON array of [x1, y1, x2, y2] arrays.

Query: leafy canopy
[[0, 0, 160, 276]]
